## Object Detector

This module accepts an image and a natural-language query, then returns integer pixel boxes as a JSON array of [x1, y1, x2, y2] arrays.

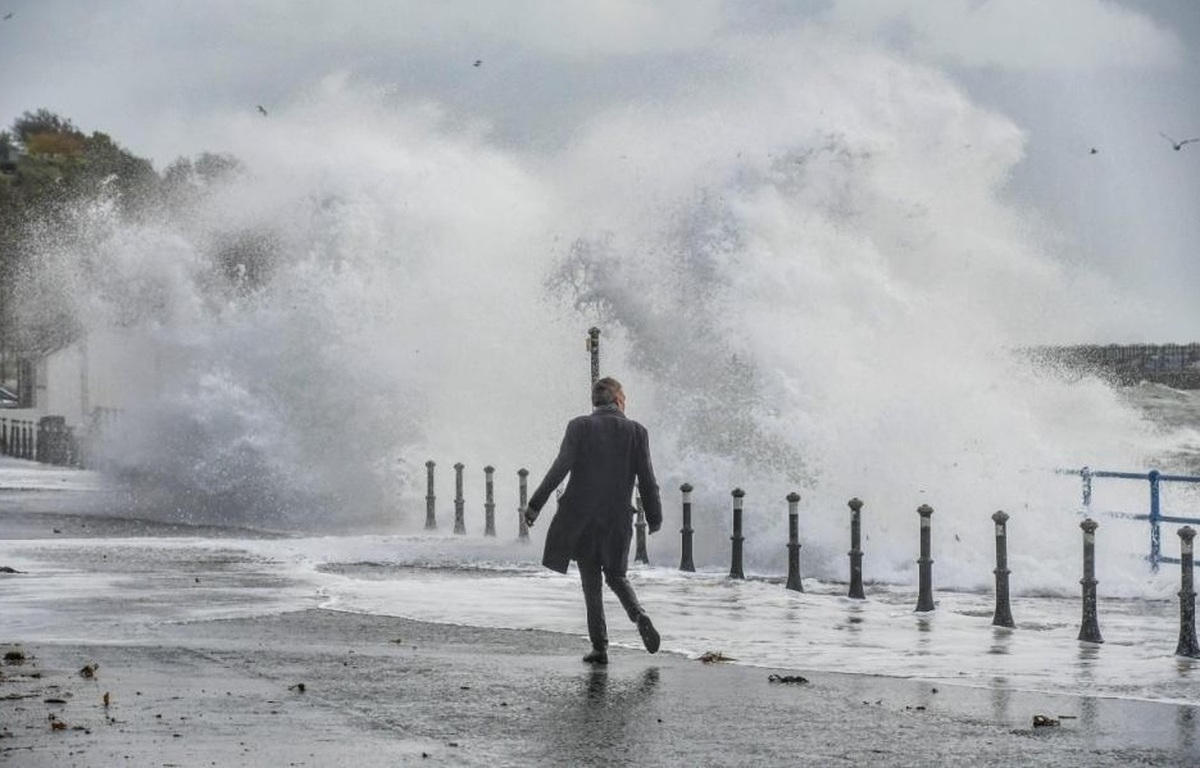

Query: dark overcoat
[[527, 405, 662, 575]]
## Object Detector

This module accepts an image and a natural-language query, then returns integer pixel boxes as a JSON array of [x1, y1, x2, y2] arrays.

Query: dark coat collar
[[592, 404, 625, 417]]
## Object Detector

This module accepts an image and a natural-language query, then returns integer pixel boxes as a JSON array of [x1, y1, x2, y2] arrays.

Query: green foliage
[[11, 109, 78, 145]]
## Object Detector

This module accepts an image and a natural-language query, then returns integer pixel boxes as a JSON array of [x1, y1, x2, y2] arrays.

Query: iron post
[[785, 492, 803, 592], [730, 488, 745, 580], [1078, 518, 1103, 643], [634, 496, 649, 565], [1176, 526, 1199, 657], [587, 327, 600, 386], [424, 460, 437, 530], [453, 462, 466, 535], [517, 468, 530, 542], [679, 483, 695, 572], [916, 504, 935, 612], [848, 498, 865, 599], [484, 465, 496, 537], [991, 510, 1015, 628]]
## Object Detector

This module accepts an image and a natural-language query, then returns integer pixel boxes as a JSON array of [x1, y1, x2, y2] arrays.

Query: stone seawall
[[1027, 343, 1200, 389]]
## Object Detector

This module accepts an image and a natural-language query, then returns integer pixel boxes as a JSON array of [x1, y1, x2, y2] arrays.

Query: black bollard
[[730, 488, 746, 580], [679, 483, 695, 572], [1078, 518, 1103, 643], [848, 498, 865, 599], [587, 327, 600, 386], [915, 504, 935, 612], [634, 496, 649, 564], [785, 492, 803, 592], [484, 465, 496, 537], [424, 461, 437, 530], [1176, 526, 1199, 657], [517, 468, 530, 542], [453, 463, 466, 535], [991, 511, 1015, 628]]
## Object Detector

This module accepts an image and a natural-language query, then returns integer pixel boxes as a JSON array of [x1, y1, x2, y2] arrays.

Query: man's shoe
[[636, 614, 660, 654], [582, 649, 608, 665]]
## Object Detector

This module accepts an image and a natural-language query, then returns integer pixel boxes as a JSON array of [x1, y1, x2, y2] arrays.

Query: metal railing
[[1060, 467, 1200, 571]]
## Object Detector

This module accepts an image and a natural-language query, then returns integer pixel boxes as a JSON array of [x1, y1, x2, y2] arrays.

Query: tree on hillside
[[11, 109, 79, 145]]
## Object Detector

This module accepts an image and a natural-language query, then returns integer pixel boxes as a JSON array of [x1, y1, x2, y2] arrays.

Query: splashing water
[[14, 38, 1198, 595]]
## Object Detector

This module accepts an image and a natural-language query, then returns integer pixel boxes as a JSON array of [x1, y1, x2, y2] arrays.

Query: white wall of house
[[35, 329, 170, 428]]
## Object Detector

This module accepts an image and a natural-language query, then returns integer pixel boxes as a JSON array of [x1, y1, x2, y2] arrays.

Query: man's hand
[[522, 506, 539, 528]]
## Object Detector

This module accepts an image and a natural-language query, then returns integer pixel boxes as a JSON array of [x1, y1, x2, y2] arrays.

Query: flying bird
[[1160, 132, 1199, 151], [3, 13, 13, 20], [473, 59, 482, 67], [256, 105, 268, 117], [1089, 147, 1099, 155]]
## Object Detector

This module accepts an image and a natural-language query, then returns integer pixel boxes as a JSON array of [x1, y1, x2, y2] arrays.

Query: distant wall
[[1027, 343, 1200, 389]]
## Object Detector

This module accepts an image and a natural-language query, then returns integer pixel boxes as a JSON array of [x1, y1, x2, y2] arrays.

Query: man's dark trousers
[[577, 523, 644, 650]]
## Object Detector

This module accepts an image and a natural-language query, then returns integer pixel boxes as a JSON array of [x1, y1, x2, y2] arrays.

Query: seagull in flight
[[1160, 132, 1199, 151], [256, 105, 268, 117], [3, 12, 13, 20]]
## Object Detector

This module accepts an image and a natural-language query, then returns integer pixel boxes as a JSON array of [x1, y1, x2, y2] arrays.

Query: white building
[[34, 328, 174, 428]]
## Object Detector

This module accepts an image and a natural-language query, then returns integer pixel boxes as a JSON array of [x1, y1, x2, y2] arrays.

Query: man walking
[[524, 377, 662, 664]]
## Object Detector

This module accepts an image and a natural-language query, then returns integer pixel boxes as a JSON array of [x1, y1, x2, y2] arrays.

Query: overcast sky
[[1, 0, 1198, 341]]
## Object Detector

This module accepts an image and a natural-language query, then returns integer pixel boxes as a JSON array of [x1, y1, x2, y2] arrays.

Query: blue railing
[[1059, 467, 1200, 571]]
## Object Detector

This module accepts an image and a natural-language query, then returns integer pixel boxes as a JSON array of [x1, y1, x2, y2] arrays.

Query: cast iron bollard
[[517, 468, 530, 542], [679, 483, 696, 572], [453, 462, 466, 535], [991, 511, 1015, 628], [848, 498, 865, 599], [587, 327, 601, 386], [484, 465, 496, 537], [915, 504, 935, 612], [730, 488, 746, 579], [785, 492, 804, 592], [1078, 518, 1103, 643], [424, 461, 437, 530], [634, 496, 649, 564], [1176, 526, 1199, 657]]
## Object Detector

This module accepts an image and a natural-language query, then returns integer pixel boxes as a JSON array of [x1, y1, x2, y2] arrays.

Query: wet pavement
[[5, 605, 1200, 765]]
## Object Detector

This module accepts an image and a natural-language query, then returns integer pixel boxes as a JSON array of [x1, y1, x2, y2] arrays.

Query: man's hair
[[592, 377, 623, 407]]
